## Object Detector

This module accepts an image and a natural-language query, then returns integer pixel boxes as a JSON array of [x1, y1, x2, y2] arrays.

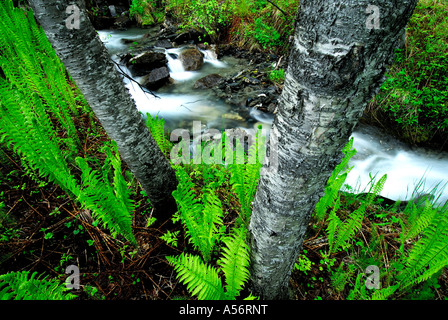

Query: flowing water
[[98, 28, 448, 205]]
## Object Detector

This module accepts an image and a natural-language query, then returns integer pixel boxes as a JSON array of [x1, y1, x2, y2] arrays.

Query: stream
[[98, 28, 448, 206]]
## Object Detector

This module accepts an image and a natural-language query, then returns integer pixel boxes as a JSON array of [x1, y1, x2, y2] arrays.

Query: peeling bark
[[28, 0, 177, 217], [248, 0, 418, 299]]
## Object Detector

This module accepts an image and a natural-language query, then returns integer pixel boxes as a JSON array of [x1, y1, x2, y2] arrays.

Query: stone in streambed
[[178, 48, 204, 71], [193, 74, 223, 89], [141, 66, 170, 90], [126, 51, 168, 77]]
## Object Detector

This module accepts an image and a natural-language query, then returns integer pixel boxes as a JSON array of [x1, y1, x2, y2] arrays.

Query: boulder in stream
[[178, 48, 204, 71], [126, 51, 168, 77], [141, 66, 170, 90], [193, 73, 223, 89]]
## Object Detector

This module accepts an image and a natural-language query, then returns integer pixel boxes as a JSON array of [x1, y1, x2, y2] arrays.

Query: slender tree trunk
[[248, 0, 418, 299], [27, 0, 178, 217]]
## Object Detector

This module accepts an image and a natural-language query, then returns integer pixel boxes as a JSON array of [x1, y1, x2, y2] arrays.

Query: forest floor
[[2, 134, 448, 300]]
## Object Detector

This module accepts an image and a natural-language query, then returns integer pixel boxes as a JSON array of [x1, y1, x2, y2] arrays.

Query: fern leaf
[[398, 208, 448, 290], [369, 285, 398, 300], [201, 188, 224, 261], [145, 113, 172, 157], [315, 138, 356, 221], [366, 174, 387, 205], [327, 197, 342, 253], [331, 204, 366, 253], [76, 156, 137, 247], [218, 227, 250, 299], [228, 130, 264, 223], [173, 168, 224, 261], [167, 253, 225, 300], [404, 200, 437, 241], [0, 271, 76, 300]]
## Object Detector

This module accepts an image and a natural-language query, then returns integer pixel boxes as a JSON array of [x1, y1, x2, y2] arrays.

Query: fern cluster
[[328, 174, 387, 254], [168, 162, 255, 299], [167, 226, 252, 300], [0, 271, 76, 300], [0, 1, 137, 247], [157, 126, 266, 300], [76, 144, 137, 246], [172, 168, 224, 262], [315, 138, 357, 222], [145, 113, 173, 158], [228, 128, 265, 223], [314, 138, 448, 299]]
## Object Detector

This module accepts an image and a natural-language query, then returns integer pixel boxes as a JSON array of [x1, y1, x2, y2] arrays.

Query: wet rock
[[168, 53, 178, 59], [178, 48, 204, 71], [141, 66, 170, 90], [120, 38, 137, 44], [213, 75, 277, 108], [193, 74, 224, 89], [88, 2, 132, 30], [126, 51, 168, 77], [118, 52, 133, 65], [155, 39, 173, 49], [114, 15, 132, 30]]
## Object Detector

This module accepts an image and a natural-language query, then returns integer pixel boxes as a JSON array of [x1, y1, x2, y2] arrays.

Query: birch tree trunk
[[248, 0, 418, 299], [27, 0, 178, 216]]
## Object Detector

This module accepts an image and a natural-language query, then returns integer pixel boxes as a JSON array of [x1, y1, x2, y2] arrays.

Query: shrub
[[368, 0, 448, 148]]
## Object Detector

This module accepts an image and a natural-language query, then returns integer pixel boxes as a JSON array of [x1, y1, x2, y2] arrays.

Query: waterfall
[[199, 48, 227, 68], [165, 48, 199, 81], [346, 125, 448, 205]]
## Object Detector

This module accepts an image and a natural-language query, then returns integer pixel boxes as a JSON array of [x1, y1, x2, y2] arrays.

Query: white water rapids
[[98, 28, 448, 206]]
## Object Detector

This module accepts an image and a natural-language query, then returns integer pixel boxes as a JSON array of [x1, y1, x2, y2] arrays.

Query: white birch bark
[[27, 0, 178, 217], [248, 0, 418, 299]]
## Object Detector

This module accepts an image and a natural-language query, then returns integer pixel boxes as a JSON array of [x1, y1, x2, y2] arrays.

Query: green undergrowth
[[294, 138, 448, 300], [0, 0, 138, 247], [129, 0, 298, 52], [162, 118, 266, 300], [367, 0, 448, 149]]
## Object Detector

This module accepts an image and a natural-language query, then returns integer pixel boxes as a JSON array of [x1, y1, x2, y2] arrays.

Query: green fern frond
[[369, 285, 398, 300], [228, 129, 264, 223], [347, 273, 368, 300], [107, 144, 135, 215], [218, 227, 251, 299], [167, 253, 226, 300], [173, 168, 223, 261], [0, 271, 76, 300], [201, 189, 224, 258], [315, 138, 356, 221], [327, 197, 342, 253], [145, 113, 172, 157], [76, 155, 137, 247], [315, 173, 348, 221], [243, 292, 259, 300], [404, 200, 438, 241], [398, 207, 448, 290], [331, 204, 366, 254], [172, 169, 206, 249], [365, 174, 387, 205]]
